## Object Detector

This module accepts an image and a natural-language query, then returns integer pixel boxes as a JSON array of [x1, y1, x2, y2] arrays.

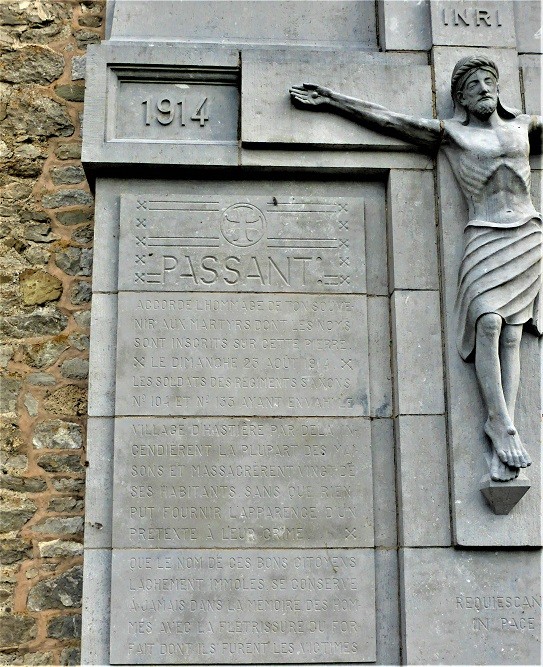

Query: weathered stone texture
[[0, 0, 102, 661], [0, 614, 37, 648], [27, 566, 83, 611]]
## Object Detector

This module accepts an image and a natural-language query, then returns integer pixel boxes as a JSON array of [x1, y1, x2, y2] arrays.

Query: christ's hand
[[289, 83, 331, 109]]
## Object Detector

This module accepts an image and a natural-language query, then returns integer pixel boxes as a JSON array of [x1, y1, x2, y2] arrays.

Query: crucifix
[[290, 54, 542, 485]]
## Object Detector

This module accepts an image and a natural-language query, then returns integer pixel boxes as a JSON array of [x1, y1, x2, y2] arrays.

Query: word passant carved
[[290, 55, 542, 507]]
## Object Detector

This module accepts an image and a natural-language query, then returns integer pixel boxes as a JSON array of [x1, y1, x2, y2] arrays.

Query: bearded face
[[457, 69, 499, 120]]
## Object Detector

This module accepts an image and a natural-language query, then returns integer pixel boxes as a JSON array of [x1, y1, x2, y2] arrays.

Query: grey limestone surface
[[118, 194, 366, 293], [371, 418, 397, 548], [82, 43, 240, 171], [367, 296, 392, 419], [88, 293, 117, 416], [391, 290, 445, 416], [374, 549, 400, 665], [430, 0, 516, 47], [82, 3, 543, 664], [81, 548, 111, 666], [401, 548, 542, 665], [84, 417, 114, 548], [378, 0, 432, 52], [386, 170, 439, 291], [433, 46, 541, 546], [514, 0, 542, 54], [395, 415, 451, 547], [110, 548, 376, 665], [115, 292, 370, 417], [112, 417, 374, 549], [520, 55, 542, 116], [109, 1, 378, 49], [242, 51, 433, 148]]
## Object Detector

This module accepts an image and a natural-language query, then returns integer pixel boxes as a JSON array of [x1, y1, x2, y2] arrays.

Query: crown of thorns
[[451, 55, 499, 100]]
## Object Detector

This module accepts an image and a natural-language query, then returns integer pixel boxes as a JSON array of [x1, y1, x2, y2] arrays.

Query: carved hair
[[450, 54, 520, 123]]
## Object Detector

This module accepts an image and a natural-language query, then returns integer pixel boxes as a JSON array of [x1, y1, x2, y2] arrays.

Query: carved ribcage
[[458, 154, 531, 200]]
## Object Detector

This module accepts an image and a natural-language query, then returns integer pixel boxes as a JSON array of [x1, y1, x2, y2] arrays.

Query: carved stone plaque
[[112, 417, 373, 548], [119, 195, 365, 292], [115, 292, 369, 416], [114, 80, 239, 143], [110, 549, 376, 664]]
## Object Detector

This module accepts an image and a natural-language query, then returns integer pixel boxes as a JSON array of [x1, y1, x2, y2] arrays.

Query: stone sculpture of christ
[[290, 55, 542, 483]]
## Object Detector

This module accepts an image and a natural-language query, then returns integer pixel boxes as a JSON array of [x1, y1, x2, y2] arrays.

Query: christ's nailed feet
[[484, 417, 532, 470], [490, 450, 520, 482]]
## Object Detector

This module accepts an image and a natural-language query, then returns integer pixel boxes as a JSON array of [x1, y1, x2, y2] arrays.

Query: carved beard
[[468, 97, 498, 119]]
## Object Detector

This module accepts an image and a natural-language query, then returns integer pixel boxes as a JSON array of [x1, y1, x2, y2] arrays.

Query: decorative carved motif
[[290, 55, 542, 500]]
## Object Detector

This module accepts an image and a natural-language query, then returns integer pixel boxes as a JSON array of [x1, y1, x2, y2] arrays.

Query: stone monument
[[81, 1, 541, 665]]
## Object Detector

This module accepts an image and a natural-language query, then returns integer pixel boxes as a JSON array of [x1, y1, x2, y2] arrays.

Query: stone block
[[374, 549, 400, 665], [88, 293, 117, 417], [84, 418, 114, 549], [364, 182, 389, 297], [118, 193, 367, 293], [116, 292, 370, 417], [514, 0, 542, 54], [81, 549, 111, 666], [90, 179, 119, 294], [371, 418, 397, 547], [391, 290, 445, 415], [110, 549, 376, 664], [378, 0, 432, 51], [109, 0, 377, 48], [400, 548, 542, 665], [480, 473, 531, 515], [395, 415, 451, 546], [387, 170, 439, 290], [368, 296, 392, 418], [432, 47, 522, 121], [431, 0, 516, 47], [242, 51, 433, 148], [520, 56, 542, 116], [112, 417, 373, 549], [27, 565, 82, 611], [82, 44, 240, 172]]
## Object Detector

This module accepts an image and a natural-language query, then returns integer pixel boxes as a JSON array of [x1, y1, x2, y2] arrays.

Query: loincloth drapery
[[455, 217, 542, 361]]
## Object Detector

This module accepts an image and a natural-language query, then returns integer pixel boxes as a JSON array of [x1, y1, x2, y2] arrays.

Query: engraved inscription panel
[[116, 292, 369, 416], [430, 1, 515, 46], [119, 195, 365, 293], [110, 549, 376, 665], [112, 417, 372, 549], [114, 82, 239, 143]]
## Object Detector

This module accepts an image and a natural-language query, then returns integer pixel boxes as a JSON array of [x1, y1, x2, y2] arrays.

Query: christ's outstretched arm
[[289, 83, 442, 149]]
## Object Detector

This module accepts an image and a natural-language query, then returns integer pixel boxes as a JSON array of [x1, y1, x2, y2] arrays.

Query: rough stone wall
[[0, 2, 103, 664]]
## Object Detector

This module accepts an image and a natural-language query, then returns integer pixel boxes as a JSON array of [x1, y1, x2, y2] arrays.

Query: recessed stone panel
[[110, 549, 376, 664], [242, 51, 433, 148], [119, 195, 365, 293], [115, 292, 369, 417], [112, 417, 372, 549], [401, 548, 542, 665], [113, 76, 239, 144], [430, 0, 516, 47], [109, 0, 378, 48]]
